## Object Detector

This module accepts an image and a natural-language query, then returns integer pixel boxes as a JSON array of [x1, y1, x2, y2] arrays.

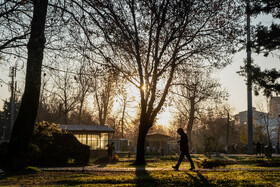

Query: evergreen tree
[[249, 0, 280, 96]]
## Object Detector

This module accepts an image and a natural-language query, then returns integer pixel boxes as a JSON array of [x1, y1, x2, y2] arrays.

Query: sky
[[217, 13, 280, 114], [0, 12, 279, 128], [158, 14, 280, 127], [217, 51, 279, 113]]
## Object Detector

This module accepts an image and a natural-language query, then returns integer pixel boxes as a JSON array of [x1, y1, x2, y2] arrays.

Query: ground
[[1, 154, 280, 186]]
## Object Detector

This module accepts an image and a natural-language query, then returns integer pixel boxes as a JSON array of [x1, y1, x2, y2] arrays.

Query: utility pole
[[246, 0, 254, 155], [9, 66, 17, 139]]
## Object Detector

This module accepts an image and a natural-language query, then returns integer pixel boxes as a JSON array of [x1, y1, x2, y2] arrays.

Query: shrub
[[27, 143, 41, 164], [257, 161, 280, 167], [94, 156, 119, 164], [51, 133, 90, 165], [0, 142, 8, 169], [28, 121, 90, 166], [198, 159, 234, 169]]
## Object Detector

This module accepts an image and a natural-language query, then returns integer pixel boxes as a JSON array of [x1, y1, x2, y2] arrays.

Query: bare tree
[[4, 0, 48, 170], [172, 65, 228, 148], [255, 98, 271, 144], [115, 82, 136, 138], [49, 63, 80, 124], [0, 1, 30, 56], [74, 64, 91, 124], [92, 68, 118, 126], [0, 0, 97, 169], [63, 0, 243, 164]]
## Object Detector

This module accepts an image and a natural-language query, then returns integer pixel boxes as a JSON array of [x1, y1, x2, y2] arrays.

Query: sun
[[141, 84, 147, 92]]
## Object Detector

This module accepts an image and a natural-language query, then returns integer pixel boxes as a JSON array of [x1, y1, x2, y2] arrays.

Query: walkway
[[40, 166, 280, 172], [1, 165, 280, 174]]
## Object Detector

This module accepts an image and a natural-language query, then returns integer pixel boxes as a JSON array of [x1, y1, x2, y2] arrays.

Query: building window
[[74, 133, 109, 150], [87, 134, 99, 150], [101, 133, 108, 149]]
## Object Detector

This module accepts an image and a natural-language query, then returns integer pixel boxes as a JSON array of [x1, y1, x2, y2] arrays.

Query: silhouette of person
[[107, 142, 114, 158], [172, 128, 195, 171], [256, 141, 261, 156]]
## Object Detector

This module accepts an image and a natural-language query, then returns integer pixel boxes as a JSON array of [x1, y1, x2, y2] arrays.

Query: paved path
[[1, 166, 280, 174], [1, 154, 280, 173], [40, 166, 280, 172]]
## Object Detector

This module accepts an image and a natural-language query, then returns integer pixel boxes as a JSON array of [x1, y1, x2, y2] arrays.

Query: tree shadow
[[93, 157, 118, 168], [135, 163, 156, 187], [0, 167, 41, 180], [184, 171, 213, 186]]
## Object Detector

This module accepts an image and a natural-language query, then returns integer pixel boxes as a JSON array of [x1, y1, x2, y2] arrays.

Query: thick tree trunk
[[5, 0, 48, 170], [135, 119, 151, 165]]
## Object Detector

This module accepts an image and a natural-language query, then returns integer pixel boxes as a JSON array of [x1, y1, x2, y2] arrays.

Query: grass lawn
[[1, 154, 280, 186]]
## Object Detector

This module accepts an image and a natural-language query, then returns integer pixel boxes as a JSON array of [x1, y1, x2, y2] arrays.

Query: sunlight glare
[[141, 84, 146, 92]]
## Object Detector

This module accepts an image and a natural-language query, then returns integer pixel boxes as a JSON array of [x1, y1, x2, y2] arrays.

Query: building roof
[[59, 124, 115, 133], [147, 133, 171, 138], [146, 133, 174, 141]]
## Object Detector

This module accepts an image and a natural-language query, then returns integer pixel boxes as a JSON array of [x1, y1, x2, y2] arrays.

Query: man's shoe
[[172, 166, 178, 170]]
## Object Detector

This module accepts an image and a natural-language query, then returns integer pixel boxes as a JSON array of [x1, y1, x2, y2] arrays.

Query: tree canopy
[[247, 0, 280, 96], [64, 0, 243, 164], [1, 0, 244, 168]]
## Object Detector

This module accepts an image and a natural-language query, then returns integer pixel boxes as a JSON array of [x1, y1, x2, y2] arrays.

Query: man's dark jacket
[[179, 133, 189, 151]]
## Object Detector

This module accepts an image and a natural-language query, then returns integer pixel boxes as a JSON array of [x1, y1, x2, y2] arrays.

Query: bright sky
[[156, 51, 280, 128], [157, 14, 280, 127], [0, 12, 279, 128], [218, 51, 279, 113], [217, 13, 280, 114]]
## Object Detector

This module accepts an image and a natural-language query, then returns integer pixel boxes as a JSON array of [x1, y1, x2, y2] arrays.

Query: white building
[[233, 105, 279, 145]]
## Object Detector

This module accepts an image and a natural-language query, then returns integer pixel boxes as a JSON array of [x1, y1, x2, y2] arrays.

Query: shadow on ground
[[93, 157, 118, 168], [184, 170, 258, 186], [135, 163, 156, 187], [184, 171, 212, 186]]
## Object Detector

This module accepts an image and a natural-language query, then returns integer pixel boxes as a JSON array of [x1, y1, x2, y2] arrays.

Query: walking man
[[172, 128, 195, 171]]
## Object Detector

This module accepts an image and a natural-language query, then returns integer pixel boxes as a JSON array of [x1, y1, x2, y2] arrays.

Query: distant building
[[233, 107, 268, 125], [59, 124, 114, 157], [145, 133, 174, 155], [233, 107, 279, 145], [270, 97, 280, 119], [112, 139, 129, 153], [269, 97, 280, 144]]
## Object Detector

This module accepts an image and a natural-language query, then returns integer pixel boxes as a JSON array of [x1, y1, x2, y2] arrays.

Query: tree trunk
[[78, 99, 84, 124], [121, 102, 126, 138], [5, 0, 48, 171], [226, 112, 230, 146], [135, 119, 151, 165], [187, 97, 195, 150], [266, 116, 271, 145]]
